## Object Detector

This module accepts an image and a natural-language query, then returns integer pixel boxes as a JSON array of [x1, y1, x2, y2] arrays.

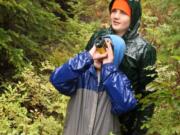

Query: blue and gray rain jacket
[[50, 35, 137, 135]]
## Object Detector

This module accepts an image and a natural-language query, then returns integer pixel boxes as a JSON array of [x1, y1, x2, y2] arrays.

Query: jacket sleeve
[[50, 50, 93, 96], [137, 44, 158, 91], [101, 63, 138, 115]]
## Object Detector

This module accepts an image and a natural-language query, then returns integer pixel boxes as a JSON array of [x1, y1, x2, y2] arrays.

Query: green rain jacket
[[85, 0, 158, 94]]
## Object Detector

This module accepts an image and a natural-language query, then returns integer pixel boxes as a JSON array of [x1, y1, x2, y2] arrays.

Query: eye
[[111, 9, 118, 13], [120, 10, 128, 15], [111, 9, 127, 16]]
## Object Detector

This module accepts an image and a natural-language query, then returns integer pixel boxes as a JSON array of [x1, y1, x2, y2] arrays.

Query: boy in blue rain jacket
[[50, 35, 137, 135]]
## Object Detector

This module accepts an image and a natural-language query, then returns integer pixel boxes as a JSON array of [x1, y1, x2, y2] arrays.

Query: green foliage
[[141, 0, 180, 60], [49, 18, 100, 66], [0, 0, 179, 134], [138, 0, 180, 135], [0, 0, 63, 77], [0, 0, 100, 134], [0, 62, 69, 135], [140, 88, 180, 135]]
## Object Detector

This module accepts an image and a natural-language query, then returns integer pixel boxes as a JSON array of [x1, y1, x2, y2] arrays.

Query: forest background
[[0, 0, 179, 135]]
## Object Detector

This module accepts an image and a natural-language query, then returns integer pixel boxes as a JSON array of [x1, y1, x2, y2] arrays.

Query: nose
[[114, 10, 120, 19]]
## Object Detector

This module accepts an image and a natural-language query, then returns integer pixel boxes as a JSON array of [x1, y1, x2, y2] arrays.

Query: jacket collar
[[89, 64, 98, 78]]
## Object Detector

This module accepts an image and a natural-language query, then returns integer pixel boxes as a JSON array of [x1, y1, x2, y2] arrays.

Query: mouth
[[113, 20, 121, 25]]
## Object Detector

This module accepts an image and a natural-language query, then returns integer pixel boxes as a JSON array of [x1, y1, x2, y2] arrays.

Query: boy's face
[[110, 9, 131, 34]]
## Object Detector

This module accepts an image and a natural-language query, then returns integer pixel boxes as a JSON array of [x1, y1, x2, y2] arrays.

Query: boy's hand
[[89, 45, 108, 70], [89, 45, 107, 60], [102, 39, 114, 64]]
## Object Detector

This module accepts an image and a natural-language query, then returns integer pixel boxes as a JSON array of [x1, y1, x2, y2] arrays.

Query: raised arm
[[101, 63, 138, 115], [50, 50, 93, 96]]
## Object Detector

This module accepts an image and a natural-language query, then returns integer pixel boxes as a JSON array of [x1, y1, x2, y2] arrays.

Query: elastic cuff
[[68, 50, 94, 72], [84, 50, 94, 64], [102, 62, 118, 70]]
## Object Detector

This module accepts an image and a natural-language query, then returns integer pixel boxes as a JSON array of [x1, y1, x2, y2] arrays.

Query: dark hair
[[109, 0, 115, 13]]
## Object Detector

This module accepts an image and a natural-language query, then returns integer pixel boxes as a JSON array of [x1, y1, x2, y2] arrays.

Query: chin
[[112, 25, 123, 32], [113, 24, 130, 34]]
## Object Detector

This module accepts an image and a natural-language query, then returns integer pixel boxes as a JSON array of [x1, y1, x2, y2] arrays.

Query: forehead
[[110, 9, 125, 13], [111, 8, 123, 11]]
